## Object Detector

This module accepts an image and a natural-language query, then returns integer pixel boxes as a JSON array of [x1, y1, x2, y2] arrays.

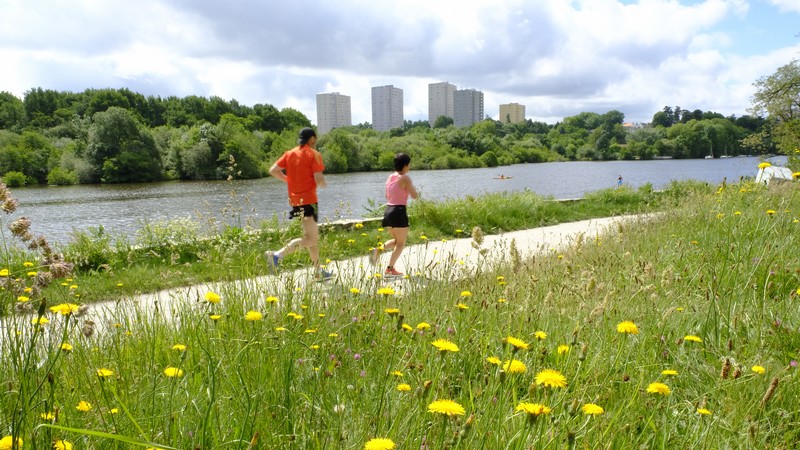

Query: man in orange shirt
[[266, 127, 333, 280]]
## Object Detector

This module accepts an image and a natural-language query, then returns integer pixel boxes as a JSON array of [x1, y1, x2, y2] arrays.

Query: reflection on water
[[9, 156, 785, 245]]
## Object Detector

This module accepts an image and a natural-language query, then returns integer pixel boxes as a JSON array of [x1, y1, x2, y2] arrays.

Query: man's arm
[[314, 171, 327, 188], [269, 163, 287, 183]]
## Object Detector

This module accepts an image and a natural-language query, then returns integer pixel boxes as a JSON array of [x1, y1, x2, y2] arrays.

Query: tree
[[433, 116, 453, 128], [85, 107, 162, 183], [0, 92, 26, 130], [750, 59, 800, 155]]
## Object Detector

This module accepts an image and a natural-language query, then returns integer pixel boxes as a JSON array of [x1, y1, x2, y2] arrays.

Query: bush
[[46, 167, 79, 185], [1, 171, 27, 187]]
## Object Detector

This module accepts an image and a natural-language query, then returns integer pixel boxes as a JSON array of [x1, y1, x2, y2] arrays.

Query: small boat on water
[[494, 175, 513, 180]]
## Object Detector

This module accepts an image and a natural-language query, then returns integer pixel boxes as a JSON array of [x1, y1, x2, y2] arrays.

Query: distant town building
[[371, 85, 404, 131], [428, 81, 456, 125], [454, 88, 484, 128], [499, 103, 526, 124], [316, 92, 352, 134]]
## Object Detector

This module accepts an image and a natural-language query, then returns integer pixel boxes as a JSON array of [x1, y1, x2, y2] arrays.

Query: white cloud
[[770, 0, 800, 13], [0, 0, 797, 125]]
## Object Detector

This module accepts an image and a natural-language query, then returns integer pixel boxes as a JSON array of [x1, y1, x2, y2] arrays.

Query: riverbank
[[3, 178, 798, 448]]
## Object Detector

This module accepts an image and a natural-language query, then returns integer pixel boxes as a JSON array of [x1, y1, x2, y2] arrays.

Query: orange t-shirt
[[276, 145, 325, 206]]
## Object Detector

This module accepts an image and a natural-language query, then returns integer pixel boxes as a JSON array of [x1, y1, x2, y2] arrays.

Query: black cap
[[298, 127, 317, 145]]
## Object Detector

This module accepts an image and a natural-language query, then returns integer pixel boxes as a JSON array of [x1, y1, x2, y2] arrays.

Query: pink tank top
[[385, 172, 408, 205]]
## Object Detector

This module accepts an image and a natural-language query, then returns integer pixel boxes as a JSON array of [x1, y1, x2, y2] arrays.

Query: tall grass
[[1, 177, 799, 448]]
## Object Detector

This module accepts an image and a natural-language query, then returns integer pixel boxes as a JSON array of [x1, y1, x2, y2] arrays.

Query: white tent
[[755, 165, 794, 185]]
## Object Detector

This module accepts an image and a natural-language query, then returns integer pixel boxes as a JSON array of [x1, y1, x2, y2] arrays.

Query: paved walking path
[[78, 215, 639, 328]]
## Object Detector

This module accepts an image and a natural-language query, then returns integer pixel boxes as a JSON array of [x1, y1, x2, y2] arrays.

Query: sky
[[2, 0, 799, 126]]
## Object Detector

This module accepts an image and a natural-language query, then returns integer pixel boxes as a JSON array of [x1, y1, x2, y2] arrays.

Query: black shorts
[[382, 205, 408, 228], [290, 204, 318, 222]]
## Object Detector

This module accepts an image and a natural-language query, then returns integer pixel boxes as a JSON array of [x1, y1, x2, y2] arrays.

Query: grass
[[5, 183, 666, 306], [1, 177, 799, 448]]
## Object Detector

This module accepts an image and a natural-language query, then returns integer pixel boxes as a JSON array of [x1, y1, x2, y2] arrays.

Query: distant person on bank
[[266, 127, 333, 280], [371, 153, 419, 277]]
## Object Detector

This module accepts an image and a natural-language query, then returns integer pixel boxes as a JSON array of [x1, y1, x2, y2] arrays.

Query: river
[[6, 156, 786, 245]]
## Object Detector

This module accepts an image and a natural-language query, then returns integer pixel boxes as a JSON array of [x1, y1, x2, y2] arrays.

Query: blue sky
[[1, 0, 798, 125]]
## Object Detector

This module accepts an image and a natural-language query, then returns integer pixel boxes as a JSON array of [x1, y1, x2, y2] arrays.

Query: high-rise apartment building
[[428, 81, 456, 125], [316, 92, 352, 134], [499, 103, 526, 124], [371, 85, 404, 131], [454, 88, 484, 128]]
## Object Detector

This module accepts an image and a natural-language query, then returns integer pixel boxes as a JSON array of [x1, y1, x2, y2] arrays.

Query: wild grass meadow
[[0, 172, 799, 449]]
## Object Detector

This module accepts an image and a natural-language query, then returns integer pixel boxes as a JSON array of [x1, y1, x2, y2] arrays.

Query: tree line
[[0, 64, 797, 187]]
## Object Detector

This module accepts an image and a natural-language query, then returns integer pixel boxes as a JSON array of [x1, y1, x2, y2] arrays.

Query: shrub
[[2, 171, 27, 187], [46, 167, 79, 185]]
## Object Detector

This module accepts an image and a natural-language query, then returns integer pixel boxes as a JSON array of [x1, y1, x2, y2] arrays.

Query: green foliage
[[46, 167, 78, 185], [2, 171, 27, 187]]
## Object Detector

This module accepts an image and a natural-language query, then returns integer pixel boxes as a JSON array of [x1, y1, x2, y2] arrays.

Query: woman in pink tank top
[[370, 153, 419, 277]]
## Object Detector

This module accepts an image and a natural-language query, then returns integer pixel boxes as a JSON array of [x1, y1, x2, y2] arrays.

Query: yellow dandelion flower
[[766, 209, 776, 216], [347, 239, 355, 244], [486, 356, 501, 365], [328, 333, 339, 338], [498, 298, 507, 303], [40, 412, 55, 420], [616, 321, 639, 334], [32, 316, 49, 325], [684, 335, 702, 343], [505, 336, 529, 350], [96, 368, 114, 378], [76, 401, 92, 412], [427, 399, 466, 416], [734, 211, 742, 216], [265, 296, 279, 304], [535, 369, 567, 388], [209, 314, 222, 321], [287, 313, 304, 320], [245, 310, 263, 321], [49, 303, 80, 315], [364, 437, 396, 450], [515, 402, 551, 416], [646, 382, 671, 396], [172, 344, 187, 351], [0, 436, 23, 449], [53, 440, 74, 450], [534, 330, 547, 340], [396, 383, 411, 392], [204, 291, 221, 303], [661, 369, 678, 376], [582, 403, 604, 415], [758, 162, 771, 169], [304, 329, 317, 334], [163, 367, 184, 377], [350, 287, 361, 294], [793, 172, 800, 179], [310, 345, 320, 350], [402, 323, 413, 332], [275, 327, 288, 332], [557, 345, 570, 355], [751, 365, 765, 374], [697, 408, 712, 415], [60, 343, 73, 352], [420, 235, 427, 240], [416, 322, 431, 330], [431, 338, 459, 353], [23, 261, 34, 267], [0, 268, 8, 277], [384, 308, 400, 315], [460, 290, 472, 297], [110, 408, 119, 414], [27, 271, 37, 277], [456, 303, 469, 310], [377, 286, 396, 296], [503, 359, 527, 374], [17, 295, 30, 302]]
